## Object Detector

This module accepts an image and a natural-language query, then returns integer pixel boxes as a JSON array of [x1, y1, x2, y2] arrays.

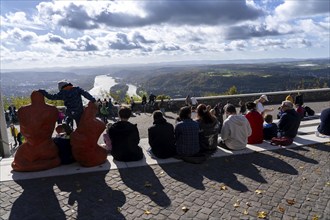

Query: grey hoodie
[[221, 115, 252, 150]]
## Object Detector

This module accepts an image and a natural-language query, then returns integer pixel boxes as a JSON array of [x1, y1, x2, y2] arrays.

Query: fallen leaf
[[159, 171, 164, 175], [220, 185, 227, 190], [257, 211, 267, 219], [152, 192, 157, 195], [76, 188, 82, 193], [117, 207, 122, 212], [182, 206, 189, 212], [144, 181, 152, 187], [312, 215, 319, 220], [246, 202, 251, 207], [233, 202, 240, 208], [326, 182, 330, 186], [302, 177, 307, 180], [286, 199, 295, 205], [299, 166, 304, 169], [278, 206, 285, 213], [243, 209, 249, 215], [307, 198, 310, 201], [255, 190, 263, 195], [144, 210, 151, 215]]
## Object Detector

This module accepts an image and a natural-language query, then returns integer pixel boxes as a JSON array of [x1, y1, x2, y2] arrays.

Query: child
[[39, 80, 96, 128], [263, 114, 278, 140]]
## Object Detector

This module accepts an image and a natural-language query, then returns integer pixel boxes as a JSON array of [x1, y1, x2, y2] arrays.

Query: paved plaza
[[1, 142, 330, 220]]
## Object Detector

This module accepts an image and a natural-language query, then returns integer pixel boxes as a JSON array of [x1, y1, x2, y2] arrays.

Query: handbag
[[270, 136, 293, 146]]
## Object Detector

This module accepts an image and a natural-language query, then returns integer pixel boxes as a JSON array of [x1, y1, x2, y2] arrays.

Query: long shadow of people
[[55, 163, 126, 220], [10, 177, 66, 220], [271, 147, 318, 164], [158, 161, 206, 190], [201, 156, 262, 192], [115, 159, 171, 207]]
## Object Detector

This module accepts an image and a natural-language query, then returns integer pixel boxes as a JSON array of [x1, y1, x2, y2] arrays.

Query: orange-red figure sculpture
[[12, 91, 61, 171], [71, 101, 107, 167]]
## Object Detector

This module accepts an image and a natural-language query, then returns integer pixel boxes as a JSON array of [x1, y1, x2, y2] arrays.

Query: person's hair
[[118, 107, 131, 119], [246, 102, 256, 111], [225, 104, 236, 114], [153, 110, 164, 121], [197, 104, 215, 124], [264, 114, 273, 124], [179, 106, 191, 120], [281, 101, 293, 109]]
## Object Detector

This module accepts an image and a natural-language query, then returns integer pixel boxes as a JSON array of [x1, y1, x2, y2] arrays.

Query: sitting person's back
[[317, 107, 330, 136], [108, 107, 143, 162], [263, 114, 278, 140], [245, 102, 264, 144], [175, 106, 200, 156], [218, 104, 252, 150], [195, 104, 219, 152], [148, 111, 176, 158], [278, 101, 301, 138]]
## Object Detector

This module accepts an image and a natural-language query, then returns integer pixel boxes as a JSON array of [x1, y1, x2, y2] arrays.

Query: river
[[89, 75, 138, 99]]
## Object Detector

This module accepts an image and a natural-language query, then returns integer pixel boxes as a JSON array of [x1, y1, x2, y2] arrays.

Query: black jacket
[[148, 118, 176, 158], [108, 121, 143, 162], [278, 109, 301, 138], [318, 108, 330, 135]]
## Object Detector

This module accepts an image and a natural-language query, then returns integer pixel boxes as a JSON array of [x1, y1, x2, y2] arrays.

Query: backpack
[[304, 106, 315, 116], [270, 137, 293, 146]]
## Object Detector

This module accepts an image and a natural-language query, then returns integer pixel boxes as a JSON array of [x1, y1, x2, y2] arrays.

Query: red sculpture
[[12, 91, 61, 171], [70, 101, 107, 167]]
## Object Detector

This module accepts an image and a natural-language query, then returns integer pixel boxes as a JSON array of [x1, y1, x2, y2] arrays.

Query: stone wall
[[135, 88, 330, 111]]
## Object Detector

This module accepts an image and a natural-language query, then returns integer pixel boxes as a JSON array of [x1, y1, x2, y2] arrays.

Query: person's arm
[[38, 89, 62, 100], [77, 87, 96, 102], [220, 121, 230, 140]]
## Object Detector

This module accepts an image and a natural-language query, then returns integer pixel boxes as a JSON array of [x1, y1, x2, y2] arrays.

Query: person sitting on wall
[[317, 107, 330, 137], [263, 114, 278, 140], [278, 101, 301, 139], [107, 107, 143, 162], [245, 102, 264, 144], [195, 104, 219, 153], [218, 104, 252, 151], [148, 111, 176, 159]]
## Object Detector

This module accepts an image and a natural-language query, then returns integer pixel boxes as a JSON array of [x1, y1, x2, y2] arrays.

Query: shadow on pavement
[[272, 148, 318, 164], [115, 159, 171, 207], [10, 161, 126, 220], [159, 162, 206, 190]]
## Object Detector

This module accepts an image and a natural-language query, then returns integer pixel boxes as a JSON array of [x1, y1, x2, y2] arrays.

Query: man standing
[[218, 104, 252, 150]]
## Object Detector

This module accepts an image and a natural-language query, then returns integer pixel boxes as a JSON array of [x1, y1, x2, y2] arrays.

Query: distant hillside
[[1, 71, 97, 97], [111, 59, 330, 97]]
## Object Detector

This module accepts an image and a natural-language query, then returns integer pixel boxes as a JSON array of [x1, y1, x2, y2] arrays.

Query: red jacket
[[245, 111, 264, 144]]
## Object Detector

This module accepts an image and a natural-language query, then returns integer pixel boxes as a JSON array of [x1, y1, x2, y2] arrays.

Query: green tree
[[226, 85, 238, 95]]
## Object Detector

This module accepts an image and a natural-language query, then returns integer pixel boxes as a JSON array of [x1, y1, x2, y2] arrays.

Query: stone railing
[[135, 88, 330, 111]]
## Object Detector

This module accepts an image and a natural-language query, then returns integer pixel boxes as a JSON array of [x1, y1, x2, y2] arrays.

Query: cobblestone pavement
[[1, 143, 329, 220]]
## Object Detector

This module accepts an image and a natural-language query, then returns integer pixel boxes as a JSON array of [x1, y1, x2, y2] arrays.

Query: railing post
[[0, 93, 10, 158]]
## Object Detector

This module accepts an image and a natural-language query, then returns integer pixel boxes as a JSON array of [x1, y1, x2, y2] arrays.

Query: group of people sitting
[[103, 92, 328, 164]]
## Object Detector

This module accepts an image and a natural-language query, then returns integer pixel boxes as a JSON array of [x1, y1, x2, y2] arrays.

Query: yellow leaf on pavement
[[144, 210, 151, 215], [220, 185, 227, 190], [246, 202, 251, 207], [312, 215, 319, 220], [182, 206, 189, 212], [257, 211, 267, 219], [152, 191, 157, 195], [243, 209, 249, 215], [278, 206, 285, 213], [255, 190, 263, 195], [117, 207, 122, 212], [76, 188, 82, 193], [233, 202, 240, 208], [326, 182, 330, 186], [286, 199, 295, 205]]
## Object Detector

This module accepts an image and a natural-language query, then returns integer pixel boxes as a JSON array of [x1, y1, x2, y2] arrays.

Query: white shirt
[[191, 97, 198, 105]]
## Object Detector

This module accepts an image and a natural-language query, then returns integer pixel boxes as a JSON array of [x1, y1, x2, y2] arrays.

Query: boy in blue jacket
[[39, 80, 96, 128]]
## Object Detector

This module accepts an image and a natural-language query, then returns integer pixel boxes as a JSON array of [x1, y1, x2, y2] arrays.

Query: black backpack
[[304, 106, 315, 116]]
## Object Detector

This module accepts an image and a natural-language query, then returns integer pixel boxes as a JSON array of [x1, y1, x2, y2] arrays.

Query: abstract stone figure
[[71, 101, 107, 167], [12, 91, 61, 171]]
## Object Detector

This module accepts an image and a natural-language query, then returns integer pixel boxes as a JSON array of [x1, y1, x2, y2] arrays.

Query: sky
[[1, 0, 329, 69]]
